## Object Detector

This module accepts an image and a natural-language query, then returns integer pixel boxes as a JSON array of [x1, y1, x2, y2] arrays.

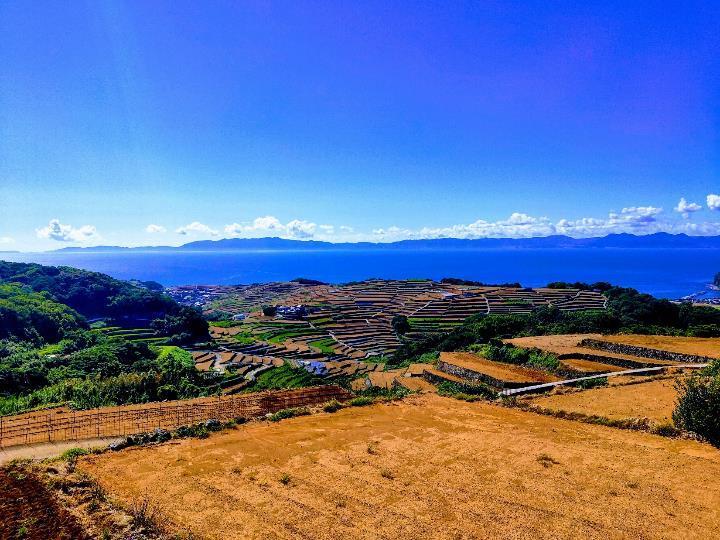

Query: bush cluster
[[673, 363, 720, 445]]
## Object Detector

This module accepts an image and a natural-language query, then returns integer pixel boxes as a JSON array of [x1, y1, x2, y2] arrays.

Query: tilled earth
[[80, 394, 720, 539], [0, 467, 90, 540]]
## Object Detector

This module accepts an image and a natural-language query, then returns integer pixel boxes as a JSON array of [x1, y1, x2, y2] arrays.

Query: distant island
[[51, 232, 720, 253]]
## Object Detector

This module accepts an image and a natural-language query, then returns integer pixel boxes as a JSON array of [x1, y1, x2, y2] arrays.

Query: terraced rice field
[[79, 395, 720, 539], [181, 281, 608, 388], [530, 378, 681, 423]]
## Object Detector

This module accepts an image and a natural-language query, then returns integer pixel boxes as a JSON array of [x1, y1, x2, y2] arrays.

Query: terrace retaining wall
[[556, 352, 658, 370], [436, 360, 533, 389], [579, 339, 716, 364]]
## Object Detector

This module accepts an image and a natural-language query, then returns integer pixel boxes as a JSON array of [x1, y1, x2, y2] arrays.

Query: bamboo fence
[[0, 385, 352, 448]]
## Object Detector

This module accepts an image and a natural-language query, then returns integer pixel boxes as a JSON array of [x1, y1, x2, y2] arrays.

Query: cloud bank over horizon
[[16, 194, 720, 249]]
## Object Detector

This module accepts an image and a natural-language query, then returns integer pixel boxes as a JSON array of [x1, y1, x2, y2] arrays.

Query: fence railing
[[0, 385, 352, 449]]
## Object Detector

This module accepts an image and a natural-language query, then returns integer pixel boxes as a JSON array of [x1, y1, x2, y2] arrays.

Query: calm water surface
[[3, 248, 719, 299]]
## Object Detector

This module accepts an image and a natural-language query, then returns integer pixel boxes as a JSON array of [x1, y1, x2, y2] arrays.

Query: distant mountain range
[[53, 232, 720, 252]]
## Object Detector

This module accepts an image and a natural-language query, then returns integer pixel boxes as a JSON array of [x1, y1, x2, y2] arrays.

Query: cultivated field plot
[[80, 395, 720, 540], [438, 351, 558, 385], [505, 334, 701, 370], [597, 334, 720, 359], [177, 281, 607, 386], [530, 378, 681, 423]]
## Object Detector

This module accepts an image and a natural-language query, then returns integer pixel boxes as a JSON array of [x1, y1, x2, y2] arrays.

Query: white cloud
[[251, 215, 285, 231], [376, 213, 557, 241], [339, 225, 354, 233], [370, 206, 674, 242], [707, 194, 720, 211], [674, 198, 702, 218], [175, 222, 218, 236], [36, 219, 100, 243], [0, 236, 14, 245], [145, 224, 167, 233], [224, 216, 322, 239], [608, 206, 663, 226], [285, 219, 317, 239]]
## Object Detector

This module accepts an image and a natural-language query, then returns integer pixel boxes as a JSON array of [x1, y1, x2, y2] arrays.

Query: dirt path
[[0, 437, 121, 465], [80, 395, 720, 539]]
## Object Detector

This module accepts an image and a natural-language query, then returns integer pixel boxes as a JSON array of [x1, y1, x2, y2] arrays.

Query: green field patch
[[307, 337, 337, 354], [266, 329, 324, 345], [244, 364, 324, 391]]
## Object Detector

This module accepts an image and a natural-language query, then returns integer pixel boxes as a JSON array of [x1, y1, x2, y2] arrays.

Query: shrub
[[322, 400, 343, 413], [526, 350, 560, 371], [673, 373, 720, 445], [60, 447, 89, 461], [572, 377, 608, 390], [174, 424, 209, 439], [269, 407, 310, 422], [436, 381, 495, 400], [348, 396, 374, 407], [651, 422, 681, 437]]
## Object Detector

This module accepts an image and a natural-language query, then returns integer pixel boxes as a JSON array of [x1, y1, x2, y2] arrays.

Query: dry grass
[[530, 378, 681, 424], [598, 334, 720, 358], [79, 394, 720, 539], [440, 352, 558, 383]]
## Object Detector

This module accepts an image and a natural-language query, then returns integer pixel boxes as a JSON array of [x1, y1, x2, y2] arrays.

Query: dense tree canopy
[[0, 283, 86, 343], [0, 261, 208, 341]]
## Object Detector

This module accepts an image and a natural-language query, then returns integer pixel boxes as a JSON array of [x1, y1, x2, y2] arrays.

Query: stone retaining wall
[[579, 339, 715, 364], [557, 352, 657, 370], [436, 360, 533, 389]]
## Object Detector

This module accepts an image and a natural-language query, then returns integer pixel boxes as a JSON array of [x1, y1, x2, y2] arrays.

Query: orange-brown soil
[[441, 351, 558, 383], [530, 378, 681, 423], [80, 395, 720, 539], [0, 468, 90, 540], [505, 334, 680, 365], [598, 334, 720, 358], [560, 358, 625, 372]]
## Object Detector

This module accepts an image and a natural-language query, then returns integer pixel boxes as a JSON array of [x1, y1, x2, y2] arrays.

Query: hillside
[[0, 261, 213, 415], [51, 232, 720, 253]]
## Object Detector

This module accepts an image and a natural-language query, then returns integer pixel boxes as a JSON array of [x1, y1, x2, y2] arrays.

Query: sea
[[2, 248, 719, 300]]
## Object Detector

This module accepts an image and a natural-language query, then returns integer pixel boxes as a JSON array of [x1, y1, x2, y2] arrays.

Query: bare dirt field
[[505, 334, 689, 366], [440, 351, 558, 383], [560, 358, 625, 372], [530, 378, 681, 423], [0, 467, 90, 540], [80, 394, 720, 539], [599, 334, 720, 358]]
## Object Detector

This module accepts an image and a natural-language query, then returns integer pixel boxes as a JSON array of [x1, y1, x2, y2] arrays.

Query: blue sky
[[1, 1, 718, 250]]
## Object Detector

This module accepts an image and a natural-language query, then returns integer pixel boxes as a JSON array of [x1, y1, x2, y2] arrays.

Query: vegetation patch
[[436, 380, 496, 401], [244, 364, 325, 392], [269, 407, 311, 422], [348, 396, 374, 407], [673, 360, 720, 445]]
